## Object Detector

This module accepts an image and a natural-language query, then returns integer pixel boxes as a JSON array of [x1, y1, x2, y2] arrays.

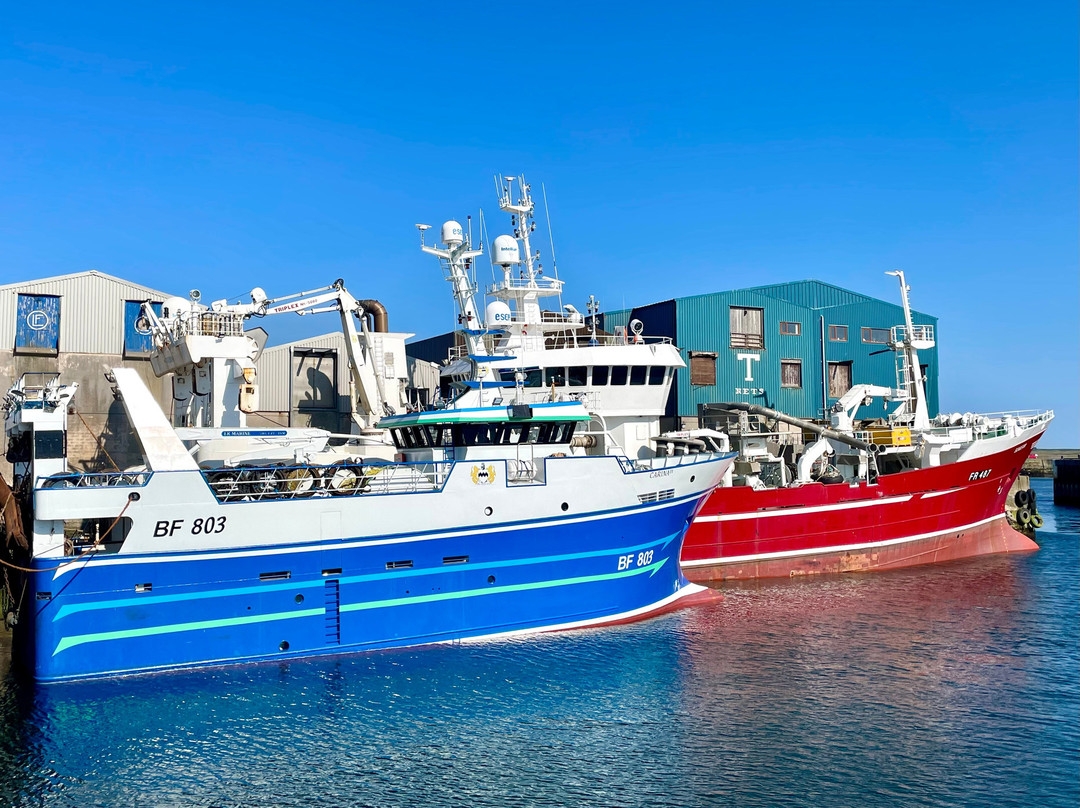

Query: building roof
[[0, 269, 175, 300], [737, 279, 878, 309], [604, 278, 927, 318]]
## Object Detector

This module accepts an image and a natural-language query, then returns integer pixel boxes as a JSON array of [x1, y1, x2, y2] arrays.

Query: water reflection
[[0, 489, 1076, 808]]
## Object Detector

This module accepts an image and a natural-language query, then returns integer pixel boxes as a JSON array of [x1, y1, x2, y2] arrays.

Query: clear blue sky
[[2, 2, 1076, 445]]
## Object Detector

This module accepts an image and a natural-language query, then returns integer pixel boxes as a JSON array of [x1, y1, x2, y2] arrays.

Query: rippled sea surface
[[1, 478, 1076, 807]]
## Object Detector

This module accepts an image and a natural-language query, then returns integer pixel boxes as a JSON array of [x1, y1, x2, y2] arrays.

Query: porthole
[[560, 502, 569, 511], [295, 594, 304, 604], [487, 575, 496, 584], [484, 506, 493, 516], [279, 640, 290, 651]]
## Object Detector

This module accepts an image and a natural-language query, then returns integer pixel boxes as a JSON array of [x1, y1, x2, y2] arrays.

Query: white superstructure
[[420, 175, 687, 460]]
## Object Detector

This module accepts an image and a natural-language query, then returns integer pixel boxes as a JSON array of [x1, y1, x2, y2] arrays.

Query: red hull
[[682, 430, 1046, 582]]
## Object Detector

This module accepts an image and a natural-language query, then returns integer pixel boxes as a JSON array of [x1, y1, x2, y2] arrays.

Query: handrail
[[200, 460, 453, 502], [39, 471, 152, 489]]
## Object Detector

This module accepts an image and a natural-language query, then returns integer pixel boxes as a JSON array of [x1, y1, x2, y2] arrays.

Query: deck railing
[[201, 460, 452, 502], [40, 471, 152, 489]]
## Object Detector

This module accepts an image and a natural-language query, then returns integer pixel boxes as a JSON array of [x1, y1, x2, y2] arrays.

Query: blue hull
[[20, 497, 702, 681]]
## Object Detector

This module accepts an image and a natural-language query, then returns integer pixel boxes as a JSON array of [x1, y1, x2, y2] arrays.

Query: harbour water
[[1, 477, 1076, 807]]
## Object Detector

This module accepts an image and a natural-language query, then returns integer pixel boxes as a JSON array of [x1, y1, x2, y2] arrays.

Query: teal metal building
[[601, 280, 939, 426]]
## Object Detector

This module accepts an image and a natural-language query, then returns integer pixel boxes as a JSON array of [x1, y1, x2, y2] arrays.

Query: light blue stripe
[[53, 607, 325, 656], [51, 559, 670, 656], [341, 558, 669, 613], [52, 529, 681, 620]]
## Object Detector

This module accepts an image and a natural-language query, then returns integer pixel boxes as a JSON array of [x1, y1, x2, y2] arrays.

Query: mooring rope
[[0, 495, 133, 574], [74, 407, 121, 472]]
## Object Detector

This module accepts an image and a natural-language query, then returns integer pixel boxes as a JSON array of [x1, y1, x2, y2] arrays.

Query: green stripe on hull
[[341, 558, 669, 613], [53, 531, 681, 620], [53, 608, 326, 655], [51, 559, 670, 656]]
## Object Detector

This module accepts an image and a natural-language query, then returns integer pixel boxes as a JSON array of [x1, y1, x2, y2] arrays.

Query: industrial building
[[600, 279, 939, 428], [253, 332, 439, 434], [406, 279, 939, 429], [0, 271, 438, 475], [0, 270, 175, 474]]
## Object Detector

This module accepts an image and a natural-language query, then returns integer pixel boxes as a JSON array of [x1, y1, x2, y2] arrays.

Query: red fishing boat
[[674, 271, 1053, 581]]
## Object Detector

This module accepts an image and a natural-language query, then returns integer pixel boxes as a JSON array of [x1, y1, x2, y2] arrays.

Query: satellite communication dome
[[441, 220, 464, 246], [162, 296, 196, 320], [492, 235, 521, 266], [485, 300, 513, 329]]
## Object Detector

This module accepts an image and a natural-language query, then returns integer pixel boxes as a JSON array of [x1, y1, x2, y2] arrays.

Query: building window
[[730, 307, 764, 349], [828, 361, 852, 398], [861, 327, 890, 344], [781, 360, 802, 388], [828, 325, 848, 342], [779, 321, 801, 336], [689, 352, 717, 386], [124, 300, 163, 357], [14, 293, 60, 356]]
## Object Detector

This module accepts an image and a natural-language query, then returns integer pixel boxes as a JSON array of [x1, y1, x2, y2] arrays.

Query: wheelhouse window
[[648, 366, 666, 385], [828, 325, 848, 342], [568, 366, 588, 387], [500, 368, 542, 387], [544, 368, 566, 387], [779, 321, 801, 336], [629, 366, 647, 385], [781, 359, 802, 388], [861, 327, 890, 344], [730, 306, 764, 349], [592, 366, 609, 385], [610, 366, 629, 385], [689, 352, 717, 386], [393, 421, 578, 449]]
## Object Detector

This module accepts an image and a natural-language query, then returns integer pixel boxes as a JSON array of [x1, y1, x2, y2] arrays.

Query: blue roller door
[[15, 294, 60, 355], [124, 300, 162, 355]]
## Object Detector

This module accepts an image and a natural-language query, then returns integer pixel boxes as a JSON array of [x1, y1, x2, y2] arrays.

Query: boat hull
[[681, 428, 1046, 582], [19, 486, 711, 682]]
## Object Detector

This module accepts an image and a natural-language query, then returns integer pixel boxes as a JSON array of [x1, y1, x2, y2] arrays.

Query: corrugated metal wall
[[676, 289, 823, 418], [0, 271, 175, 355], [255, 332, 351, 412], [672, 282, 938, 420], [742, 279, 875, 309], [406, 332, 457, 365]]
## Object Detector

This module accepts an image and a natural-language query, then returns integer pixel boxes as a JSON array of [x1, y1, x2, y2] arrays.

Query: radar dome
[[441, 220, 464, 246], [485, 301, 513, 329], [492, 235, 521, 266]]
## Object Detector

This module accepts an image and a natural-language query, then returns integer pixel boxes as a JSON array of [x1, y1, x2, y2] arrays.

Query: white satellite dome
[[492, 235, 521, 266], [485, 300, 513, 329], [441, 220, 464, 246], [161, 296, 198, 321]]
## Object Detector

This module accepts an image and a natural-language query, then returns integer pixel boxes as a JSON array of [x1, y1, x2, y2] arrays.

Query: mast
[[419, 220, 486, 358], [886, 270, 933, 429]]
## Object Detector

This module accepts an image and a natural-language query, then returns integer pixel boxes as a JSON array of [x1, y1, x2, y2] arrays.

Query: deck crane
[[138, 280, 408, 464]]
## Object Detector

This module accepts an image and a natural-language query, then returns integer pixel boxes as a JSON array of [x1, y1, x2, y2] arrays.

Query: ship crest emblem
[[470, 464, 496, 485]]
